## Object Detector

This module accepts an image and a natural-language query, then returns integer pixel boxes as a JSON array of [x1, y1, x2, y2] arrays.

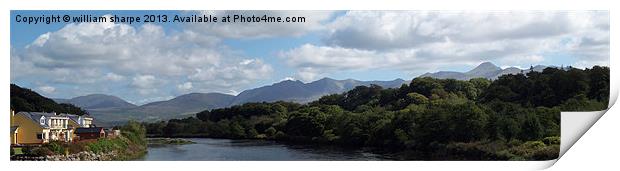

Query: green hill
[[10, 84, 87, 115]]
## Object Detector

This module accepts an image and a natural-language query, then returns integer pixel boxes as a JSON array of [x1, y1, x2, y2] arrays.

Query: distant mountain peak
[[54, 93, 136, 110], [276, 79, 304, 85], [317, 77, 336, 82], [230, 77, 407, 106], [467, 62, 501, 74], [419, 62, 548, 80]]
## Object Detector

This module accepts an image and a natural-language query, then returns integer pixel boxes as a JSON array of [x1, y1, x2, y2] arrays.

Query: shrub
[[265, 127, 277, 137], [121, 121, 147, 146], [542, 136, 560, 145], [43, 141, 65, 155], [255, 134, 267, 139], [31, 147, 54, 156], [86, 138, 126, 154], [21, 146, 33, 155], [274, 131, 287, 140], [507, 140, 559, 160], [521, 141, 546, 149], [531, 145, 559, 160], [67, 142, 88, 154]]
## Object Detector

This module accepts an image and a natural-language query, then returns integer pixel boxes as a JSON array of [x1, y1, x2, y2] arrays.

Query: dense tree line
[[11, 84, 88, 115], [144, 66, 609, 160]]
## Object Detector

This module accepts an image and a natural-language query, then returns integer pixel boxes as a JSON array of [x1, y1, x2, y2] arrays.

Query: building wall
[[67, 120, 80, 140], [11, 130, 17, 145], [83, 118, 93, 128], [77, 132, 104, 140], [11, 114, 48, 144]]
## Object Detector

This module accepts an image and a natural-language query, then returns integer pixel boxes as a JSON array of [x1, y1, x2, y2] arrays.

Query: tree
[[229, 121, 246, 138], [285, 112, 324, 138], [410, 77, 443, 97], [11, 84, 88, 115], [163, 122, 183, 136], [448, 102, 489, 141], [407, 92, 429, 104], [587, 66, 610, 102], [196, 110, 211, 122]]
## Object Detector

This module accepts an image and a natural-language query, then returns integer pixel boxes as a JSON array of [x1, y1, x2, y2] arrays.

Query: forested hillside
[[10, 84, 88, 115], [145, 66, 609, 160]]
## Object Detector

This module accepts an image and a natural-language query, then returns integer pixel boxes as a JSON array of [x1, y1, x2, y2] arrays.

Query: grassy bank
[[147, 138, 195, 145]]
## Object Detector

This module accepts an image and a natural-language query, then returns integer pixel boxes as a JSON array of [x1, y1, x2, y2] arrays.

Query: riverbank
[[148, 138, 195, 145], [11, 138, 146, 161], [12, 151, 118, 161]]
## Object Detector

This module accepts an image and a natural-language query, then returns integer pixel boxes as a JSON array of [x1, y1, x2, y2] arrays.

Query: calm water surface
[[140, 138, 389, 161]]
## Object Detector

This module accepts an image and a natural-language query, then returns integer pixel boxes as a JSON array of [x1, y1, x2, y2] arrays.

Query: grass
[[148, 138, 195, 145], [11, 147, 24, 155]]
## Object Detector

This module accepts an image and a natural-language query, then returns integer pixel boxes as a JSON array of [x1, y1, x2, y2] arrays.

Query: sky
[[10, 10, 610, 105]]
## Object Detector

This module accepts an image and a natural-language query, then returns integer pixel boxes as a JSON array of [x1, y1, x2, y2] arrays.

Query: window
[[36, 133, 43, 139], [39, 117, 45, 125]]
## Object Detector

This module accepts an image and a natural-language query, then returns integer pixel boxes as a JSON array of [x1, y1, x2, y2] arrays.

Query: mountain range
[[419, 62, 548, 80], [54, 77, 408, 124], [52, 62, 549, 124], [230, 78, 407, 105], [55, 94, 137, 110]]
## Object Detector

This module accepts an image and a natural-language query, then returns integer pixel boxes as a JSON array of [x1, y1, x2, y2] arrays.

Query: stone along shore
[[11, 151, 119, 161]]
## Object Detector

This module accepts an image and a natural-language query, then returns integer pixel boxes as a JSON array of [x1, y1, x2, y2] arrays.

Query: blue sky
[[10, 10, 609, 104]]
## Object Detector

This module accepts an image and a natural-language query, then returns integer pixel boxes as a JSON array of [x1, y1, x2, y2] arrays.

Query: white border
[[2, 0, 617, 170]]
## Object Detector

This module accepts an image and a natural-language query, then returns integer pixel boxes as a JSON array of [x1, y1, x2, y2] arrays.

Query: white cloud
[[499, 54, 545, 66], [226, 90, 240, 96], [325, 11, 606, 50], [37, 85, 56, 94], [573, 60, 609, 69], [524, 55, 544, 63], [12, 17, 273, 102], [131, 75, 157, 89], [295, 67, 324, 83], [189, 11, 335, 39], [280, 77, 295, 81], [105, 72, 125, 81], [281, 11, 609, 81], [131, 75, 160, 95], [11, 11, 610, 102], [177, 82, 193, 92]]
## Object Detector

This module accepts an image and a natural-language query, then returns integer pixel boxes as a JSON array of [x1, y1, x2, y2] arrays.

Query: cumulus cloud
[[37, 85, 56, 94], [177, 82, 193, 92], [280, 77, 295, 82], [500, 54, 544, 66], [325, 11, 606, 50], [188, 10, 336, 39], [11, 11, 609, 103], [105, 72, 125, 81], [11, 15, 273, 103], [295, 67, 324, 82], [281, 11, 609, 81], [131, 75, 158, 88]]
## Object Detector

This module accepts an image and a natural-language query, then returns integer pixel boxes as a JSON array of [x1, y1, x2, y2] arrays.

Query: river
[[140, 138, 390, 161]]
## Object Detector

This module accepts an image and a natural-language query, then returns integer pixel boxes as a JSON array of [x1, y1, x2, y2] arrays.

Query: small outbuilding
[[75, 127, 105, 140], [105, 128, 121, 138]]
